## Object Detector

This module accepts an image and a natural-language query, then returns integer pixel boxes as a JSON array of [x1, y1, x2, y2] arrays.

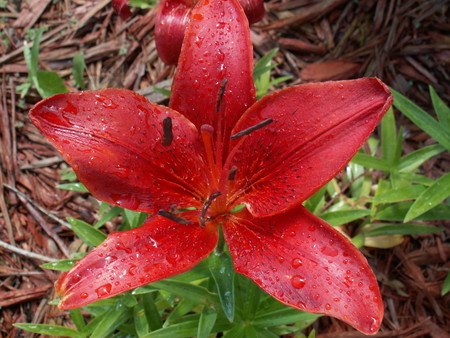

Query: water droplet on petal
[[95, 283, 112, 297], [80, 292, 88, 299], [325, 303, 331, 310], [291, 258, 303, 268], [291, 275, 306, 289]]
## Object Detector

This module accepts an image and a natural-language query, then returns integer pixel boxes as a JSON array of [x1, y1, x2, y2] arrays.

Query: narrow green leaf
[[72, 52, 86, 89], [375, 202, 450, 221], [381, 108, 397, 166], [392, 88, 450, 151], [351, 152, 391, 171], [442, 272, 450, 296], [143, 293, 163, 330], [57, 182, 89, 192], [253, 308, 321, 327], [320, 209, 371, 226], [404, 172, 450, 222], [67, 217, 107, 247], [41, 258, 78, 271], [197, 305, 218, 338], [70, 309, 86, 331], [152, 280, 219, 305], [399, 144, 445, 173], [13, 324, 83, 338], [238, 276, 261, 321], [95, 206, 122, 228], [370, 184, 426, 203], [253, 48, 278, 80], [364, 223, 443, 236], [429, 86, 450, 129], [164, 299, 198, 326], [143, 317, 199, 338], [209, 252, 235, 321], [88, 305, 131, 338], [36, 70, 69, 98], [134, 302, 149, 337]]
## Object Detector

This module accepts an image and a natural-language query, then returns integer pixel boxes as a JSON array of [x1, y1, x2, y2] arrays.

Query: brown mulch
[[0, 0, 449, 337]]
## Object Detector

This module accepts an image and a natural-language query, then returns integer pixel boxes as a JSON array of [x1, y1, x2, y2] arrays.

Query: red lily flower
[[30, 0, 392, 334], [112, 0, 265, 64]]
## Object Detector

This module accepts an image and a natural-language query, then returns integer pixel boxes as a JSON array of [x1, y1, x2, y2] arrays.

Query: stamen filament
[[228, 165, 237, 181], [200, 192, 222, 228], [230, 118, 273, 139], [162, 117, 173, 146], [201, 124, 220, 187], [158, 209, 192, 224]]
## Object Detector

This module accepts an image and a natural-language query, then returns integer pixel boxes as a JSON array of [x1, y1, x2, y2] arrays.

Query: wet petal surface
[[56, 212, 218, 309], [223, 206, 383, 334], [228, 78, 393, 216], [30, 89, 209, 212]]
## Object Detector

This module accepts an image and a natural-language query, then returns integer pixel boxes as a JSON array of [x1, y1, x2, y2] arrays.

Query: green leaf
[[375, 202, 450, 221], [151, 280, 219, 305], [351, 152, 391, 171], [209, 252, 235, 321], [153, 86, 171, 97], [94, 206, 122, 228], [320, 209, 371, 226], [123, 208, 147, 229], [41, 258, 78, 271], [364, 223, 443, 236], [142, 317, 199, 338], [86, 305, 131, 338], [70, 309, 86, 331], [429, 86, 450, 129], [370, 184, 426, 203], [67, 217, 107, 247], [253, 308, 321, 327], [237, 276, 261, 320], [13, 324, 84, 338], [442, 272, 450, 296], [72, 52, 86, 90], [392, 88, 450, 151], [133, 302, 149, 337], [404, 172, 450, 222], [142, 293, 163, 330], [399, 144, 445, 173], [253, 48, 278, 80], [381, 108, 397, 167], [197, 305, 218, 338], [57, 182, 89, 192], [164, 299, 198, 326], [36, 70, 69, 98]]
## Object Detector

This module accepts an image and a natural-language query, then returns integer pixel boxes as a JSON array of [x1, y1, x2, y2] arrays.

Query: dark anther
[[162, 117, 173, 146], [230, 118, 273, 139], [199, 192, 222, 228], [158, 209, 192, 224], [215, 78, 228, 113], [228, 165, 237, 181]]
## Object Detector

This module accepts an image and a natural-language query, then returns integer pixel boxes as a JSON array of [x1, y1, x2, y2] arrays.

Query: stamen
[[199, 192, 222, 228], [158, 209, 192, 224], [162, 117, 173, 146], [228, 165, 237, 181], [230, 118, 273, 139], [216, 78, 228, 113]]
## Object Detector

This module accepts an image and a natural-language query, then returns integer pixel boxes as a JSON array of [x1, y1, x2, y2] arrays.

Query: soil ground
[[0, 0, 449, 337]]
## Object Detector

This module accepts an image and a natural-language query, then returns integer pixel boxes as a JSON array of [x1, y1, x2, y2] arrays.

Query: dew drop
[[325, 303, 331, 310], [80, 292, 88, 299], [95, 283, 112, 297], [193, 13, 203, 20], [291, 275, 306, 289], [369, 317, 380, 333], [277, 256, 285, 263], [115, 241, 132, 254], [291, 257, 303, 268]]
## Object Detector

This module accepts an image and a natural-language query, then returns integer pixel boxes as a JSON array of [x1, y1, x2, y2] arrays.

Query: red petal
[[170, 0, 256, 144], [56, 213, 218, 309], [112, 0, 132, 19], [239, 0, 265, 24], [30, 89, 209, 212], [155, 0, 195, 65], [223, 206, 383, 334], [228, 78, 393, 217]]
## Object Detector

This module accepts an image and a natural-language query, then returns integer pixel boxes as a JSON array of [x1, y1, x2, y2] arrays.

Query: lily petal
[[112, 0, 132, 19], [155, 0, 265, 65], [229, 78, 393, 217], [56, 213, 218, 309], [223, 206, 383, 334], [170, 0, 256, 144], [30, 89, 209, 212], [155, 0, 195, 65]]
